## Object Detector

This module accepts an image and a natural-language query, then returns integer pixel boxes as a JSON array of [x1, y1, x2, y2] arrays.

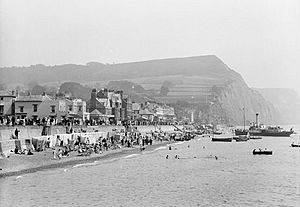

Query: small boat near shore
[[213, 131, 222, 135], [233, 132, 250, 142], [233, 135, 249, 142], [250, 136, 262, 140], [211, 137, 233, 142], [252, 149, 272, 155], [291, 143, 300, 147]]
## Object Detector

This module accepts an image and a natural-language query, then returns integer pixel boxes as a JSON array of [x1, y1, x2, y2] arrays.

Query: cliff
[[209, 80, 281, 125], [254, 88, 300, 124]]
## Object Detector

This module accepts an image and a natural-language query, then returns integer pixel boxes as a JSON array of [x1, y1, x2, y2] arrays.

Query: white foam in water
[[174, 141, 185, 145], [123, 154, 139, 159], [73, 162, 98, 168], [154, 146, 167, 151], [15, 176, 22, 180], [63, 169, 68, 172]]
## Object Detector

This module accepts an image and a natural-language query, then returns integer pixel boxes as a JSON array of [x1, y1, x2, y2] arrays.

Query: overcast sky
[[1, 0, 299, 92]]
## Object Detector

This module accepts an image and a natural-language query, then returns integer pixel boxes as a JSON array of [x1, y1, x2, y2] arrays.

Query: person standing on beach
[[14, 128, 20, 139], [53, 148, 57, 159]]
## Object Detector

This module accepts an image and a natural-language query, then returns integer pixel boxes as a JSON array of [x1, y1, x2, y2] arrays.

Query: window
[[78, 106, 82, 112], [0, 105, 4, 114], [68, 105, 72, 111], [51, 105, 56, 113], [33, 104, 38, 112], [0, 97, 3, 101], [19, 106, 24, 113]]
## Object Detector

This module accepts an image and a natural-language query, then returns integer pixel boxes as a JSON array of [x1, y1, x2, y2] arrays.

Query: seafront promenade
[[0, 125, 179, 178]]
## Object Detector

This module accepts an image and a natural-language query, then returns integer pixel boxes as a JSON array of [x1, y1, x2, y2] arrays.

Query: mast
[[243, 107, 245, 131]]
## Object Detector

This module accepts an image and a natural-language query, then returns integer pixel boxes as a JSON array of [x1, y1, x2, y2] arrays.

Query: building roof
[[139, 108, 153, 115], [90, 109, 106, 116], [132, 103, 140, 111], [96, 98, 109, 107], [97, 91, 108, 98], [15, 95, 53, 102], [0, 91, 15, 97]]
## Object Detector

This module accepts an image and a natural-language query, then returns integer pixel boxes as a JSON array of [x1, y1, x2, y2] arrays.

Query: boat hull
[[253, 150, 272, 155], [212, 137, 232, 142], [235, 129, 293, 137], [250, 136, 262, 139]]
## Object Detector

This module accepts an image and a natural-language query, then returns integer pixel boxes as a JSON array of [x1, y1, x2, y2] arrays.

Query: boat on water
[[250, 136, 262, 139], [236, 126, 294, 137], [235, 113, 294, 137], [233, 135, 249, 142], [211, 137, 233, 142], [213, 131, 222, 135], [252, 149, 272, 155], [173, 130, 195, 141], [291, 143, 300, 147]]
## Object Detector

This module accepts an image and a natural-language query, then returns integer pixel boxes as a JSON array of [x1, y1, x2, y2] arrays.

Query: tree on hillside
[[159, 85, 169, 96], [31, 85, 46, 95], [159, 81, 174, 96], [107, 80, 145, 93], [59, 82, 92, 101]]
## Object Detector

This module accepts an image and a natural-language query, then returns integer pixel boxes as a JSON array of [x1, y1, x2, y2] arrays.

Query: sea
[[0, 125, 299, 207]]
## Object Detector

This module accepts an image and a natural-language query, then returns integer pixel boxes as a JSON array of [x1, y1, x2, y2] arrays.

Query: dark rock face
[[213, 80, 281, 125]]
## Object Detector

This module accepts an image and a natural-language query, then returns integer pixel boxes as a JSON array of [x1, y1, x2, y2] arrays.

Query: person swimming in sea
[[166, 155, 169, 159]]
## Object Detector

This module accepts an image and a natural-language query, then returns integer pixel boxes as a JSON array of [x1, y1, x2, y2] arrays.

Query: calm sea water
[[1, 126, 300, 207]]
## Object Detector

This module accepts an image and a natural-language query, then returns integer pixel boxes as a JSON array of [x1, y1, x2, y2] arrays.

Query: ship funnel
[[256, 113, 259, 126]]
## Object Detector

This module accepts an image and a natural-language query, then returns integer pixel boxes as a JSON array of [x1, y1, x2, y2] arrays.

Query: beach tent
[[32, 138, 44, 151], [0, 141, 14, 157], [25, 139, 34, 150], [15, 139, 22, 151]]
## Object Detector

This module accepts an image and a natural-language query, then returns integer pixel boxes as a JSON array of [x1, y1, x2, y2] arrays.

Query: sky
[[1, 0, 299, 92]]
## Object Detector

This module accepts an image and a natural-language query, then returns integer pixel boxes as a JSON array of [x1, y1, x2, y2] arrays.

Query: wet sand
[[0, 140, 173, 178]]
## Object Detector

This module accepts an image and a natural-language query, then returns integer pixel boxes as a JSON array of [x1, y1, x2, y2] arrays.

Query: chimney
[[91, 88, 97, 100], [90, 89, 97, 112], [256, 113, 259, 126]]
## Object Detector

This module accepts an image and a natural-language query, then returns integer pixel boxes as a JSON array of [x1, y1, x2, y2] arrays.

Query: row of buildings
[[0, 91, 87, 125], [0, 89, 176, 126], [88, 88, 176, 125]]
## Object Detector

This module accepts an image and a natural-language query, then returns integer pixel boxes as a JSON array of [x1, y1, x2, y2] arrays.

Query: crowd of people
[[0, 115, 177, 128], [10, 127, 175, 160]]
